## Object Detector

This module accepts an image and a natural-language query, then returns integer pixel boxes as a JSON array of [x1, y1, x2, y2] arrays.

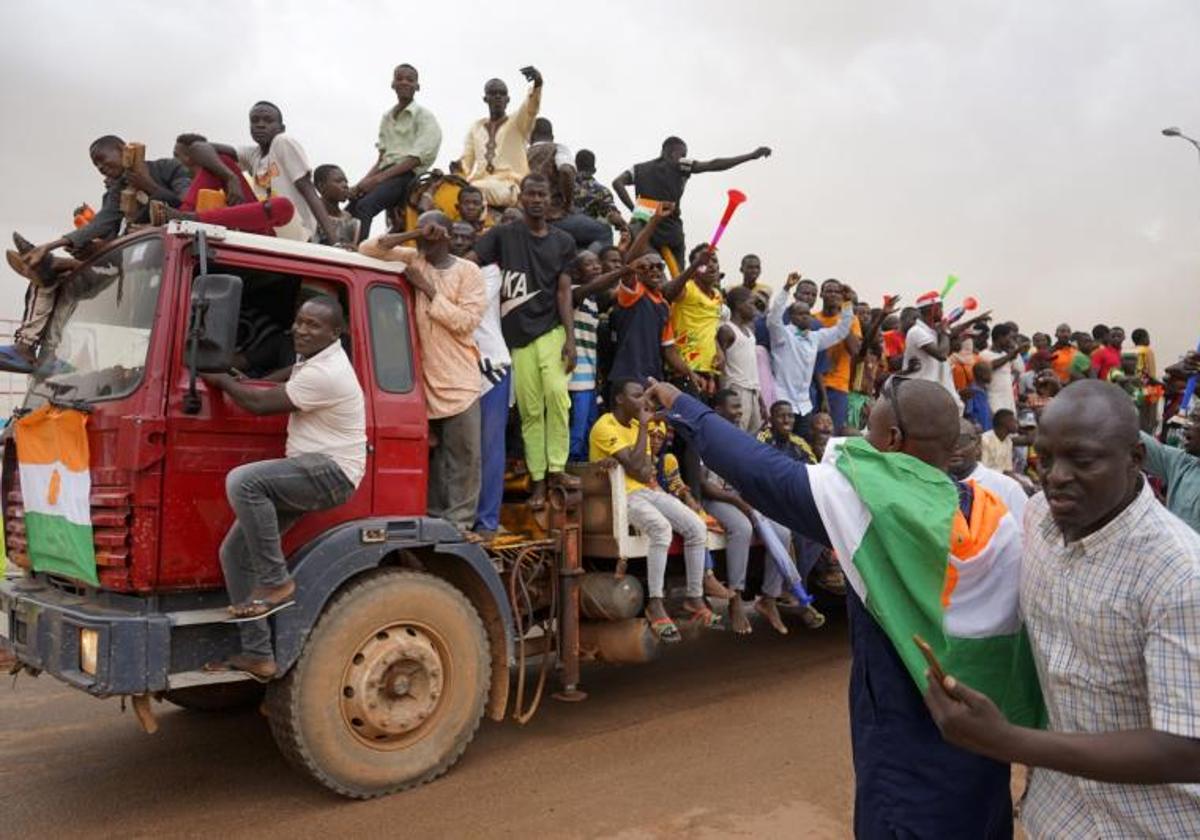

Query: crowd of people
[[3, 61, 1199, 837]]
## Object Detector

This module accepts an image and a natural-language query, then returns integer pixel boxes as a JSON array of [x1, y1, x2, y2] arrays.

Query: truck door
[[360, 281, 428, 516], [158, 246, 375, 591]]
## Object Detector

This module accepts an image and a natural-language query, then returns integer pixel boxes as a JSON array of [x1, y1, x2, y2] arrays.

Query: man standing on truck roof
[[360, 212, 487, 536], [469, 173, 579, 509], [0, 135, 191, 373], [611, 136, 771, 269], [349, 63, 443, 239], [200, 296, 366, 681]]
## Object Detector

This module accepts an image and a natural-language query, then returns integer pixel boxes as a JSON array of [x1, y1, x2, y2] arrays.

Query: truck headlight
[[80, 628, 99, 675]]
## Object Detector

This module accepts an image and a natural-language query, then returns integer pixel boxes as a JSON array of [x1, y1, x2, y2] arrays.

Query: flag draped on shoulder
[[813, 437, 1044, 728], [14, 405, 97, 586]]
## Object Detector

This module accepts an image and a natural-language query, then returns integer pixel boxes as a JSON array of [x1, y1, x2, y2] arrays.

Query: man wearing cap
[[903, 291, 962, 410]]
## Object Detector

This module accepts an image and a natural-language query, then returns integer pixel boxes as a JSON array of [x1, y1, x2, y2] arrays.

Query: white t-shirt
[[903, 320, 961, 408], [475, 264, 511, 398], [285, 341, 367, 486], [239, 134, 316, 241], [979, 349, 1017, 414], [968, 462, 1027, 523]]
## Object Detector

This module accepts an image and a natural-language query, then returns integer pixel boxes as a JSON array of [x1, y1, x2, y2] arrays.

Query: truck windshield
[[27, 236, 163, 406]]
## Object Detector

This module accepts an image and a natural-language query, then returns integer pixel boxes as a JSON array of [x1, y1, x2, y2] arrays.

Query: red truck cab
[[1, 222, 516, 798]]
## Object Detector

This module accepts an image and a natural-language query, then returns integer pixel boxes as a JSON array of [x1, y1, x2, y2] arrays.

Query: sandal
[[815, 567, 847, 596], [682, 604, 723, 631], [800, 604, 826, 630], [203, 654, 278, 683], [227, 581, 296, 622], [647, 615, 682, 644]]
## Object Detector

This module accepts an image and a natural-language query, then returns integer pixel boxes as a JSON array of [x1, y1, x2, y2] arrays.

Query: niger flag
[[14, 405, 97, 586], [812, 437, 1045, 728]]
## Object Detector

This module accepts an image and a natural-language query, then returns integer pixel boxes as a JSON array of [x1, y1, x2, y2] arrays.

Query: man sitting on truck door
[[1, 135, 191, 373], [360, 212, 487, 537], [589, 379, 711, 644], [200, 296, 366, 681], [469, 173, 579, 509]]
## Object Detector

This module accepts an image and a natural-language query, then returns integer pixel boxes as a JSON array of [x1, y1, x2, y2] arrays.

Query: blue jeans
[[474, 371, 511, 533], [350, 170, 415, 239], [220, 453, 354, 658], [825, 388, 849, 433], [568, 389, 599, 462]]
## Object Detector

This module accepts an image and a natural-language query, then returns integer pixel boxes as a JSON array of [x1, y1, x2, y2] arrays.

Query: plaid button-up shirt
[[1020, 481, 1200, 837]]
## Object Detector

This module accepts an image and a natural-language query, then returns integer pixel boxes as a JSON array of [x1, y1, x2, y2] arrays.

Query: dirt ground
[[0, 610, 856, 839]]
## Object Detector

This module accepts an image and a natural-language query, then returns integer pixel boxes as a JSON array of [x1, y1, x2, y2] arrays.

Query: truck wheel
[[265, 569, 490, 799], [164, 682, 266, 712]]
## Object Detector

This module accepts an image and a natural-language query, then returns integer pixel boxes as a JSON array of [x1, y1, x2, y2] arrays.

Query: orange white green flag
[[810, 437, 1045, 728], [13, 406, 96, 585]]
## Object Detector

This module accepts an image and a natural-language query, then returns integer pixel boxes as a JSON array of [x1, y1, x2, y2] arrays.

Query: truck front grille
[[5, 481, 133, 585]]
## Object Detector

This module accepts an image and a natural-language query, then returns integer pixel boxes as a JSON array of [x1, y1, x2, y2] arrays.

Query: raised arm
[[624, 201, 675, 262], [690, 146, 771, 174], [652, 386, 829, 544], [572, 265, 632, 305], [512, 70, 544, 137], [1139, 430, 1187, 482], [662, 247, 710, 302], [814, 303, 855, 351]]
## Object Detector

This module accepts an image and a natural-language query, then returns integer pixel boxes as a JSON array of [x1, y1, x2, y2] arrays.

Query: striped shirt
[[569, 297, 599, 392], [1020, 482, 1200, 838]]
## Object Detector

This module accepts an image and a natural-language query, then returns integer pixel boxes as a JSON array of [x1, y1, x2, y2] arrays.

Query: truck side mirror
[[189, 273, 243, 372]]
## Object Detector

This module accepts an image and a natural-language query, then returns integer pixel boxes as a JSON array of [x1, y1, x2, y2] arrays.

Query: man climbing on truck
[[200, 295, 366, 681]]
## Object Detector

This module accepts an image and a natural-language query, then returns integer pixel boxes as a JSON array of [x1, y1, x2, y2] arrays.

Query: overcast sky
[[3, 0, 1199, 360]]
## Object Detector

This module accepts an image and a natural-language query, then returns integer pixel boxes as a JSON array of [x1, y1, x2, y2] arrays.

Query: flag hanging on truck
[[13, 405, 97, 586]]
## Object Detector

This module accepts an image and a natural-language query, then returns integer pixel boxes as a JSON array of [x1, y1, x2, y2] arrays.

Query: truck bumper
[[0, 574, 171, 696]]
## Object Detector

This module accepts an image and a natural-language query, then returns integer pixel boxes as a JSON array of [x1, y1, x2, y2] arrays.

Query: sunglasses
[[882, 375, 911, 439]]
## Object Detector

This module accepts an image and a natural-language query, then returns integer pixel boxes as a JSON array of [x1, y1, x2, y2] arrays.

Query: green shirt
[[1140, 432, 1200, 534], [376, 101, 442, 174]]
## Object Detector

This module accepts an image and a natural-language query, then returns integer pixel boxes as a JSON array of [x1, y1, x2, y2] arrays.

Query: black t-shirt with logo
[[473, 220, 576, 349]]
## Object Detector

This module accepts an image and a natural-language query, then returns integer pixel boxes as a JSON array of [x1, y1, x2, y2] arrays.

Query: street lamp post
[[1162, 126, 1200, 412], [1162, 126, 1200, 163]]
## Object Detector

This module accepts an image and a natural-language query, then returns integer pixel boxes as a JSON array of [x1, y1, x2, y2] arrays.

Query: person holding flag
[[924, 381, 1200, 837], [645, 374, 1039, 839]]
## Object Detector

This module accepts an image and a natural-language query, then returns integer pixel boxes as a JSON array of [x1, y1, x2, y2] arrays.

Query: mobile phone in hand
[[913, 634, 947, 685]]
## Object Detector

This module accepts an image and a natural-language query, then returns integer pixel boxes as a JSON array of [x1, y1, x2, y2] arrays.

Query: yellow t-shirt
[[670, 280, 723, 373], [589, 413, 650, 493], [814, 311, 862, 392]]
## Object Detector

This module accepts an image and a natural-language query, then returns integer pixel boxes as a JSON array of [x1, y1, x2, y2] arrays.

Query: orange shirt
[[1050, 346, 1078, 384], [814, 311, 862, 392], [951, 352, 978, 392]]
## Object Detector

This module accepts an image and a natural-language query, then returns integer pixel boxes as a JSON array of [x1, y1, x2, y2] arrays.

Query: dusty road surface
[[0, 611, 854, 839]]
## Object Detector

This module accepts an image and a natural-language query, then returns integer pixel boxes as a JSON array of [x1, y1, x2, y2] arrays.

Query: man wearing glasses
[[647, 374, 1025, 839]]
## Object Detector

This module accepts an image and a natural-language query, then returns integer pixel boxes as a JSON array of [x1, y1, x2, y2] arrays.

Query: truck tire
[[265, 569, 490, 799], [164, 681, 266, 712]]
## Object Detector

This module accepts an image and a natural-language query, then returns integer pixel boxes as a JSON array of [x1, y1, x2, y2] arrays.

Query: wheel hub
[[341, 624, 445, 742]]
